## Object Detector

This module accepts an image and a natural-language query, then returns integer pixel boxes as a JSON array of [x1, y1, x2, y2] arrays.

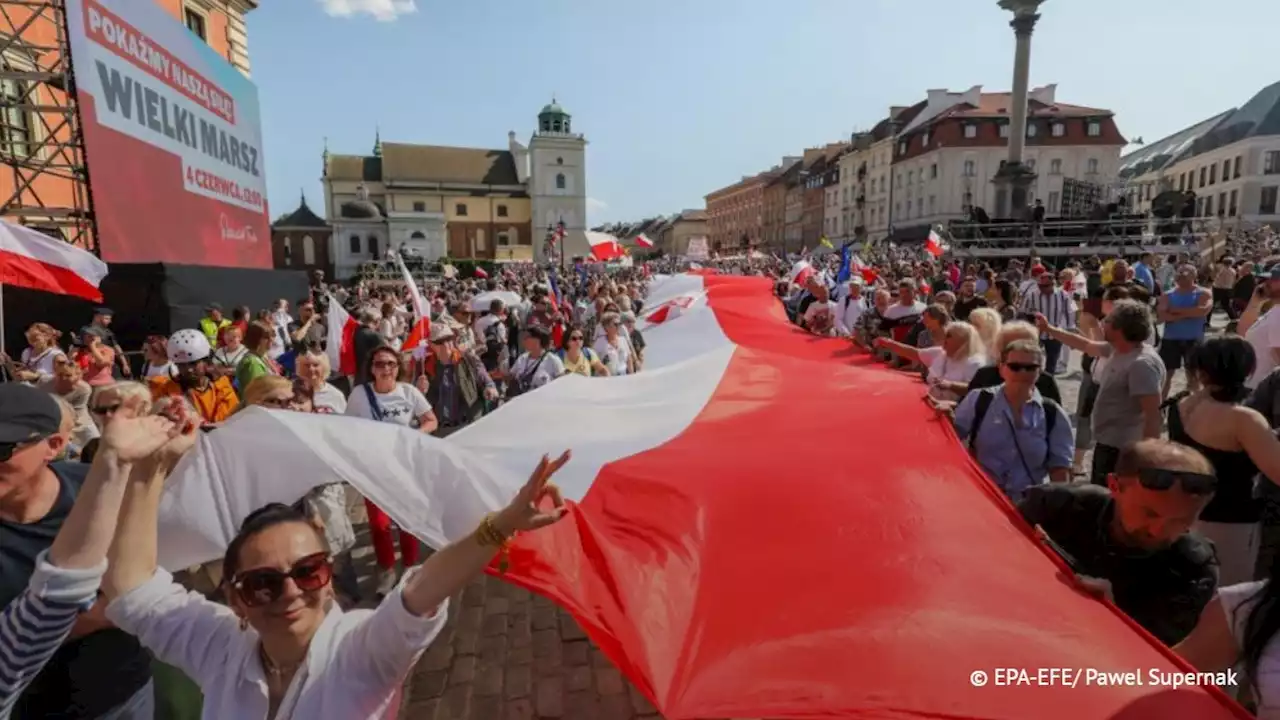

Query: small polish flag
[[474, 267, 489, 279], [925, 228, 949, 257], [0, 219, 108, 301], [635, 233, 654, 248], [788, 260, 816, 286], [395, 252, 431, 350], [325, 296, 359, 377]]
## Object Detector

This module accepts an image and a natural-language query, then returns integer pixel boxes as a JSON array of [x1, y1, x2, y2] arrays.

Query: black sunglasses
[[1134, 467, 1217, 496], [0, 437, 44, 463], [1004, 362, 1041, 373], [90, 403, 122, 416], [231, 552, 333, 607]]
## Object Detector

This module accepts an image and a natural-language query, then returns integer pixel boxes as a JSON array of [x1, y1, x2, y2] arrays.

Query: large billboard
[[66, 0, 272, 268]]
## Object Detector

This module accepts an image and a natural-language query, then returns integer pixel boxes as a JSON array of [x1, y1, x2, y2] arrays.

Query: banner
[[66, 0, 272, 268]]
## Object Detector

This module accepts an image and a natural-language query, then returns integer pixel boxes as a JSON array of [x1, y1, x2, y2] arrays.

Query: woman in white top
[[103, 404, 572, 720], [3, 323, 66, 383], [1176, 576, 1280, 717], [345, 346, 438, 594], [211, 325, 250, 381], [140, 335, 175, 380], [593, 312, 635, 376], [874, 321, 987, 402], [295, 350, 347, 414]]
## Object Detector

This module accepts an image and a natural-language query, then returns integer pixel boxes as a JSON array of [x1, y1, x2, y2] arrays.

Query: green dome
[[539, 101, 569, 117]]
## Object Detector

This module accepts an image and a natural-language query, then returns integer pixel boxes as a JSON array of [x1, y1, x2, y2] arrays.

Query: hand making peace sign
[[495, 450, 571, 535]]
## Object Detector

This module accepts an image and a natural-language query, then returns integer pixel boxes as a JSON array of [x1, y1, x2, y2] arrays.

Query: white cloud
[[586, 197, 608, 221], [319, 0, 416, 21]]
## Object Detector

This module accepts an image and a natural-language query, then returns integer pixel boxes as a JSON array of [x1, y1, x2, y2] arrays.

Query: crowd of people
[[14, 231, 1280, 717], [0, 260, 649, 719]]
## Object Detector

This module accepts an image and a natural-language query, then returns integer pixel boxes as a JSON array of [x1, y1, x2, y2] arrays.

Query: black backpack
[[967, 387, 1059, 467]]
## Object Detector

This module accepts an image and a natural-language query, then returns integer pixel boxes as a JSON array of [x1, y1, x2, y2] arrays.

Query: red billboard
[[66, 0, 272, 268]]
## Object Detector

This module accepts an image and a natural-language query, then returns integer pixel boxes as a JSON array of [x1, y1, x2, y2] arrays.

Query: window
[[963, 125, 977, 139], [184, 7, 207, 40], [1051, 123, 1065, 137], [1205, 196, 1213, 216], [368, 236, 379, 258], [1199, 167, 1207, 186], [1178, 173, 1185, 191], [1219, 192, 1227, 216], [1209, 164, 1217, 185], [1261, 186, 1279, 215], [843, 187, 849, 203], [1026, 124, 1038, 137], [1234, 156, 1243, 179], [1026, 159, 1036, 172], [496, 204, 508, 217], [963, 160, 976, 177], [0, 63, 31, 159], [455, 203, 467, 216], [1224, 160, 1232, 181], [1048, 191, 1060, 213], [922, 132, 930, 147], [1049, 158, 1062, 175], [348, 235, 360, 253], [930, 164, 938, 179], [907, 170, 914, 185], [282, 237, 292, 266], [555, 173, 566, 189], [412, 201, 426, 212], [928, 195, 935, 213], [1087, 121, 1101, 137], [898, 142, 907, 155], [1266, 152, 1280, 175], [916, 197, 923, 215], [302, 236, 315, 265], [999, 124, 1009, 138], [1230, 190, 1238, 216], [1087, 158, 1098, 174], [962, 191, 973, 208], [556, 157, 564, 165]]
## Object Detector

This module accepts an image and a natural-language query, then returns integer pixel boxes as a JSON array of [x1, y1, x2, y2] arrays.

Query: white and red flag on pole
[[324, 295, 358, 377], [585, 231, 625, 261], [0, 218, 108, 302], [395, 252, 431, 350], [787, 259, 816, 286], [156, 272, 1245, 720], [635, 233, 654, 248], [925, 227, 949, 257]]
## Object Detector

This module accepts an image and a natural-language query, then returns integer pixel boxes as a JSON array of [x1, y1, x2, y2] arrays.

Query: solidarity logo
[[643, 293, 702, 326]]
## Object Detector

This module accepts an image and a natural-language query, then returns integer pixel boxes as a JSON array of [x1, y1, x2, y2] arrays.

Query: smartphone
[[1034, 525, 1083, 574]]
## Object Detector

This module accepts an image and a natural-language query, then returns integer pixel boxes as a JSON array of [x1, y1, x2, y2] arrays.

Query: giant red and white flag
[[157, 274, 1247, 720], [394, 252, 430, 350], [634, 233, 654, 248], [586, 231, 626, 261], [0, 219, 108, 302], [324, 296, 358, 376]]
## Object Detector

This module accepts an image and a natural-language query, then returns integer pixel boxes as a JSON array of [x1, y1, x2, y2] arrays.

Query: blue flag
[[836, 242, 852, 285]]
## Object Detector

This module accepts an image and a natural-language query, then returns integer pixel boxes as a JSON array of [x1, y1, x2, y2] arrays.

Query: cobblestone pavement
[[388, 319, 1217, 719]]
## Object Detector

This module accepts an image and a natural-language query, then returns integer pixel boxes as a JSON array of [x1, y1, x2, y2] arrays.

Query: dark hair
[[561, 324, 586, 350], [222, 503, 326, 580], [994, 279, 1014, 307], [243, 321, 274, 354], [1102, 286, 1132, 303], [525, 326, 551, 348], [1187, 335, 1254, 403], [922, 304, 951, 325]]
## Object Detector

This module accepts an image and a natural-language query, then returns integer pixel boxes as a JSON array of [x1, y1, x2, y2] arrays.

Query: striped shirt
[[1019, 286, 1076, 331], [0, 552, 105, 719]]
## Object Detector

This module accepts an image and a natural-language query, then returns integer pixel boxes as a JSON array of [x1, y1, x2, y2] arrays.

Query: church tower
[[528, 98, 588, 264]]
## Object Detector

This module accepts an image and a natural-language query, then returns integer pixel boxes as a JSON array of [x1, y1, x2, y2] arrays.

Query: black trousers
[[1090, 443, 1122, 487]]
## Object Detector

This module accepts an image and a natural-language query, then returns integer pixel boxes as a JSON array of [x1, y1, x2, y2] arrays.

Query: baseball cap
[[0, 383, 61, 446], [94, 307, 113, 316]]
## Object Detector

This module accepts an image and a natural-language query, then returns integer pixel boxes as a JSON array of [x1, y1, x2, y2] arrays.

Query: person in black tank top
[[1171, 337, 1280, 585]]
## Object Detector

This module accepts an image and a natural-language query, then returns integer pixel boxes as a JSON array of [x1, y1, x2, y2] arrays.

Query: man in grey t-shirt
[[1035, 299, 1166, 485]]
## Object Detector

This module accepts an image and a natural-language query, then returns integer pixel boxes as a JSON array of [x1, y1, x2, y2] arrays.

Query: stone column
[[993, 0, 1045, 219]]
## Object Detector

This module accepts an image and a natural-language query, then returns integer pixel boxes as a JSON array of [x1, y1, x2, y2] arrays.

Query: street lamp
[[993, 0, 1046, 220]]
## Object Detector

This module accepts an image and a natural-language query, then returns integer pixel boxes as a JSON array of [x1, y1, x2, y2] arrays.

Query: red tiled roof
[[938, 92, 1111, 122]]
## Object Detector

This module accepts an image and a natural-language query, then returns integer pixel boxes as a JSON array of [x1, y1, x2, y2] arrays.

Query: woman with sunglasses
[[559, 326, 609, 377], [241, 376, 297, 411], [102, 414, 571, 720], [346, 346, 438, 595]]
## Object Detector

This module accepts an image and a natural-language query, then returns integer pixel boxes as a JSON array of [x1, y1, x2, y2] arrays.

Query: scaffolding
[[0, 0, 94, 249]]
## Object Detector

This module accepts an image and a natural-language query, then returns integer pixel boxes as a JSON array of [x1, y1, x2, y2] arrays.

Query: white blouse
[[105, 567, 447, 719]]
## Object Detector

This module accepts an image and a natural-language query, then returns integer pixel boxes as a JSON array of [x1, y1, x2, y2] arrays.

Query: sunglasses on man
[[0, 437, 45, 463], [230, 552, 333, 607], [1133, 467, 1217, 496]]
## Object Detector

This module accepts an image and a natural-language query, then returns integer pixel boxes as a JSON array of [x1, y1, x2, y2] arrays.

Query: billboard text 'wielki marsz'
[[66, 0, 273, 269]]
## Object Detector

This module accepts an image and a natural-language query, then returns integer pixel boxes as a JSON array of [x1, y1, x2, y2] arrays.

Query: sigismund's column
[[992, 0, 1045, 219]]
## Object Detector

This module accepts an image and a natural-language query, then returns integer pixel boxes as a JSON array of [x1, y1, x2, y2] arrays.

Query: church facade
[[315, 101, 589, 280]]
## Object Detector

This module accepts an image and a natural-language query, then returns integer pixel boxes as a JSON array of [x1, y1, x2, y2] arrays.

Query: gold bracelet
[[474, 513, 511, 547]]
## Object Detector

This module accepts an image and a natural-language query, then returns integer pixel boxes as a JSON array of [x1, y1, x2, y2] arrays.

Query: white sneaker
[[374, 568, 398, 597]]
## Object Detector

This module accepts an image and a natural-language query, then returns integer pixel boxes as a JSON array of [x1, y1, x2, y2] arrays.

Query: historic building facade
[[270, 192, 333, 278], [321, 101, 588, 279], [705, 172, 769, 250]]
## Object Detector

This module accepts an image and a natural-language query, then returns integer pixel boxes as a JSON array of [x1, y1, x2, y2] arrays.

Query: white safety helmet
[[167, 329, 211, 364]]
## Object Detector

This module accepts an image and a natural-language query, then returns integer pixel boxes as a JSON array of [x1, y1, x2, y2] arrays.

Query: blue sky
[[249, 0, 1280, 226]]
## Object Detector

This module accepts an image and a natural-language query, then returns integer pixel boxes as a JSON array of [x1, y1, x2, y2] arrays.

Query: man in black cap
[[79, 307, 130, 379], [0, 384, 155, 718]]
